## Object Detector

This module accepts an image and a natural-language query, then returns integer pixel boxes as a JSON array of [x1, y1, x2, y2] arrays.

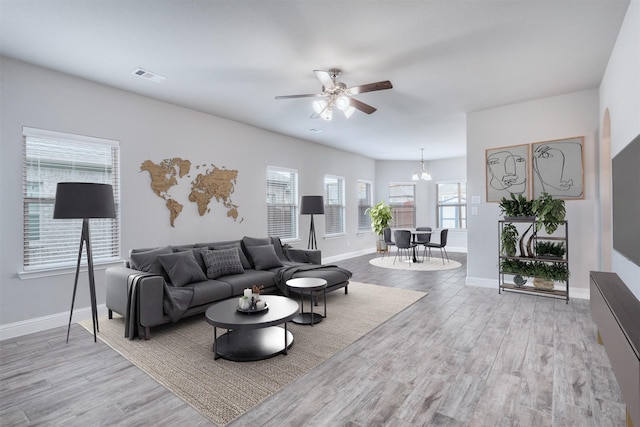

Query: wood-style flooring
[[0, 252, 626, 426]]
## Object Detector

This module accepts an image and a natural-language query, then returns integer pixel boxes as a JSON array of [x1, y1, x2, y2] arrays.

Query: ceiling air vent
[[131, 67, 166, 83]]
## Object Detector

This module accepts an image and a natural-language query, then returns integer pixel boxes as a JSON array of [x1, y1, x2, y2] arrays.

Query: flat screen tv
[[612, 133, 640, 267]]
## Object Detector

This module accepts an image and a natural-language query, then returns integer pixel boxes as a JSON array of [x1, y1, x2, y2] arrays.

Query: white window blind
[[389, 183, 416, 228], [357, 180, 372, 231], [22, 127, 120, 271], [266, 166, 298, 240], [324, 175, 345, 236]]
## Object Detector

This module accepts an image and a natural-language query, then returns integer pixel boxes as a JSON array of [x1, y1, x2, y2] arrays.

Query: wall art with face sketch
[[485, 143, 530, 202], [531, 136, 584, 200]]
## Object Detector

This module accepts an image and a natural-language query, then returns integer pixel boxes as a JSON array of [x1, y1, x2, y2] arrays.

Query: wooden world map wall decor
[[140, 158, 242, 227]]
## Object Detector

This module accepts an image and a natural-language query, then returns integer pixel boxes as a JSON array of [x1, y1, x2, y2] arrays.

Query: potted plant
[[500, 223, 518, 257], [365, 200, 393, 251], [499, 193, 535, 220], [535, 241, 566, 259], [532, 192, 566, 234]]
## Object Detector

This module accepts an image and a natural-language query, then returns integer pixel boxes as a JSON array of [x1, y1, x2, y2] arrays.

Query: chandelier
[[411, 148, 432, 181]]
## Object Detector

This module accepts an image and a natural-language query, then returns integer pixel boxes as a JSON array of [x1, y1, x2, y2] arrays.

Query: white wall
[[0, 57, 377, 333], [466, 90, 600, 299], [599, 0, 640, 298], [375, 156, 467, 251]]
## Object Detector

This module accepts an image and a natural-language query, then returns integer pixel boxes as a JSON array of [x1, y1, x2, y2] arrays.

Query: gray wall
[[0, 57, 377, 331]]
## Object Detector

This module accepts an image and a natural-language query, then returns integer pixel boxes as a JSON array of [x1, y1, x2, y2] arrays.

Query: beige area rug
[[369, 254, 462, 271], [80, 282, 425, 426]]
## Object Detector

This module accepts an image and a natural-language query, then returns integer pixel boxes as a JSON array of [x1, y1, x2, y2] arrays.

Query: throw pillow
[[211, 242, 251, 270], [245, 244, 284, 270], [157, 251, 208, 287], [173, 247, 207, 273], [130, 246, 172, 274], [241, 236, 272, 268], [202, 248, 245, 279]]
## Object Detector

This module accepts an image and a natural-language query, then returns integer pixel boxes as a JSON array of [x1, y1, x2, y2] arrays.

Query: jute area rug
[[369, 254, 462, 271], [80, 282, 425, 426]]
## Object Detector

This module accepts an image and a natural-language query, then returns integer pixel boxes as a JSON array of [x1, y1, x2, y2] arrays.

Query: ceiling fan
[[275, 68, 393, 121]]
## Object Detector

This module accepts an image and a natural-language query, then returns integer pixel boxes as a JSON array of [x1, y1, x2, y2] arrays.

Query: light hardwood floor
[[1, 252, 626, 426]]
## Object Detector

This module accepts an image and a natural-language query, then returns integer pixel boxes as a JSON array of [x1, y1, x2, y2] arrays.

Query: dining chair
[[415, 226, 432, 261], [393, 230, 416, 265], [382, 227, 395, 259], [424, 229, 449, 264]]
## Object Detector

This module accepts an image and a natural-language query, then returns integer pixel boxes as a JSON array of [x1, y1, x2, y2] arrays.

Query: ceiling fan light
[[336, 95, 351, 111], [313, 100, 327, 114], [343, 106, 356, 119], [320, 107, 333, 121]]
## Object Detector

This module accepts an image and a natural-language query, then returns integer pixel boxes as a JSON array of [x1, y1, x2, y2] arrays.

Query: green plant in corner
[[365, 200, 393, 238]]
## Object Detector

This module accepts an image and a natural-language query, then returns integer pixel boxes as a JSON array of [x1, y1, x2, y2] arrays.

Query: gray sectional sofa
[[105, 236, 352, 339]]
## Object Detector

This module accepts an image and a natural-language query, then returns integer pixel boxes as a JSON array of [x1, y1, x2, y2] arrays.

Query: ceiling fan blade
[[314, 70, 335, 90], [348, 80, 393, 95], [275, 93, 323, 100], [350, 98, 377, 114]]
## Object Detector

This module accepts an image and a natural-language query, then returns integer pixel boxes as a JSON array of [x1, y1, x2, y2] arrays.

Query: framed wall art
[[485, 144, 529, 202], [531, 136, 584, 200]]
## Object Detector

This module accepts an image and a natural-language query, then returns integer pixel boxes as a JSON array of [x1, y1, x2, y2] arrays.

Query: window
[[437, 182, 467, 229], [324, 175, 345, 235], [389, 183, 415, 228], [23, 127, 120, 271], [266, 166, 298, 240], [357, 180, 372, 231]]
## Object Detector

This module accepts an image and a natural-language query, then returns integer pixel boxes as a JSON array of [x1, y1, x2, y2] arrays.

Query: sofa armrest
[[105, 266, 166, 328], [286, 248, 321, 265]]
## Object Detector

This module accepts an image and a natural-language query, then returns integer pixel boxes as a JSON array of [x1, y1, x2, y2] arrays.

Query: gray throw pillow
[[211, 242, 251, 270], [241, 236, 272, 267], [202, 248, 245, 279], [173, 247, 207, 273], [157, 251, 207, 287], [245, 244, 284, 270], [130, 246, 172, 274]]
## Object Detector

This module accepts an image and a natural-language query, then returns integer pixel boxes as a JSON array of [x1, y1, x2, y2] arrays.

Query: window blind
[[357, 180, 372, 231], [22, 127, 120, 271], [266, 166, 298, 240], [389, 183, 416, 228], [437, 182, 467, 229], [324, 175, 345, 235]]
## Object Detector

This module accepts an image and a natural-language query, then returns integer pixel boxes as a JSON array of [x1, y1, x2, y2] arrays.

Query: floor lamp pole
[[67, 219, 99, 343], [308, 214, 317, 250]]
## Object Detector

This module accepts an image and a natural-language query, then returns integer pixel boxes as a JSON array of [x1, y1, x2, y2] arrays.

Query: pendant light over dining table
[[412, 148, 432, 181]]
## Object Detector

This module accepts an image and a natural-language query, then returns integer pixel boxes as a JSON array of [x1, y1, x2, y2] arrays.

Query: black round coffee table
[[204, 295, 299, 361]]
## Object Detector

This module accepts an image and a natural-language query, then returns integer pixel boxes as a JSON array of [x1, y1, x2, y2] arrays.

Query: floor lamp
[[300, 195, 324, 250], [53, 182, 116, 343]]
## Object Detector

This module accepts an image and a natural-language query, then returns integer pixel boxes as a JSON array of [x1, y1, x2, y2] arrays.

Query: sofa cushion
[[202, 248, 245, 279], [188, 279, 233, 307], [210, 242, 251, 270], [245, 244, 284, 270], [157, 251, 208, 287], [241, 236, 271, 267], [130, 246, 172, 275], [216, 269, 277, 295]]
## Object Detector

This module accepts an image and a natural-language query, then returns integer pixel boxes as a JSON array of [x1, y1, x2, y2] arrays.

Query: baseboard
[[466, 276, 590, 300], [0, 305, 108, 342], [324, 248, 375, 264]]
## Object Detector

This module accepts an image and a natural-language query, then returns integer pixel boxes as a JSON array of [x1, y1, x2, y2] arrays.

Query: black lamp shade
[[53, 182, 116, 219], [300, 195, 324, 215]]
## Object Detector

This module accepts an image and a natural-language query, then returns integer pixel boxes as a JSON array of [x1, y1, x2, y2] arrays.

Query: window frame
[[357, 179, 373, 232], [436, 181, 467, 229], [266, 165, 299, 241], [21, 127, 121, 273], [324, 174, 346, 236], [388, 182, 416, 228]]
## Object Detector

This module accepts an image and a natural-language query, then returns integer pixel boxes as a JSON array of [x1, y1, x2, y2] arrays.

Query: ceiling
[[0, 1, 630, 161]]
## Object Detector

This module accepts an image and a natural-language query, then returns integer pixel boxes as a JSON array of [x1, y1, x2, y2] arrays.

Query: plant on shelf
[[500, 223, 519, 257], [532, 192, 566, 234], [535, 241, 566, 259], [499, 193, 535, 219], [500, 259, 569, 282]]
